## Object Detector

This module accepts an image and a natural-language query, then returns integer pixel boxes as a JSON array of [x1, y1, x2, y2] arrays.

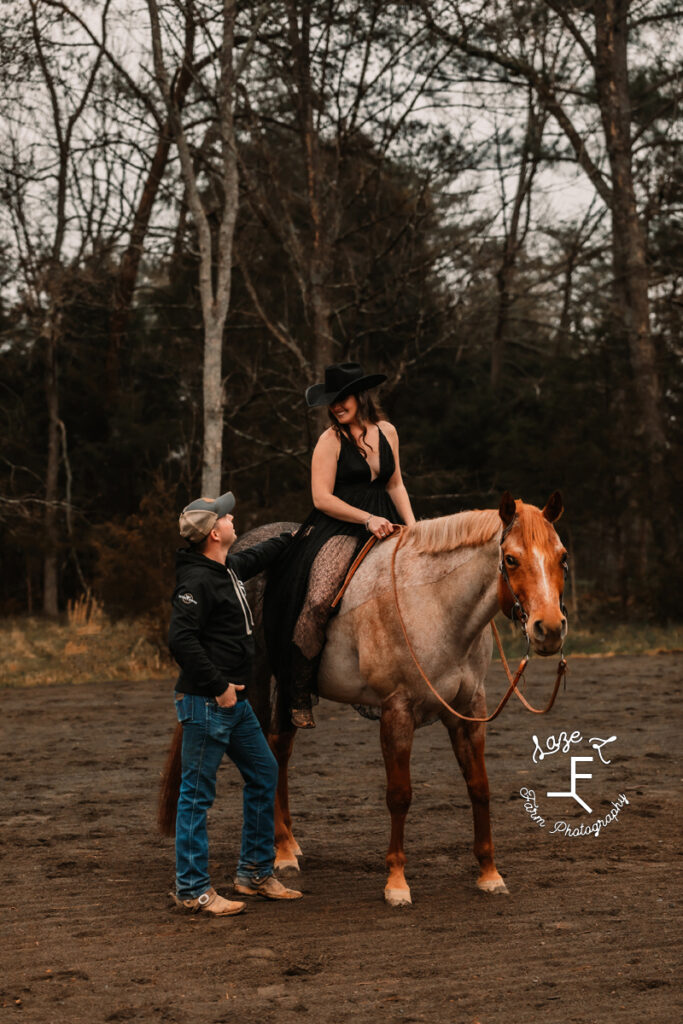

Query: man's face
[[214, 512, 236, 548]]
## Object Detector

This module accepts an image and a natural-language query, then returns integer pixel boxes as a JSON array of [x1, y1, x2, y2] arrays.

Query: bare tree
[[490, 88, 547, 392], [147, 0, 267, 494], [419, 0, 678, 580], [0, 1, 110, 614], [236, 1, 461, 430]]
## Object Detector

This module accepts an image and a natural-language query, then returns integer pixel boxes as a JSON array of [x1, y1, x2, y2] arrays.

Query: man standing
[[168, 491, 302, 916]]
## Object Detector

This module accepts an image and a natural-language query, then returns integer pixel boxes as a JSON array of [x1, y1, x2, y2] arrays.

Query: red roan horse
[[159, 492, 568, 905]]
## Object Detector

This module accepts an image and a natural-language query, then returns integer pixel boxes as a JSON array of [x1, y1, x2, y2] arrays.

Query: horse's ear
[[542, 490, 563, 523], [499, 491, 516, 527]]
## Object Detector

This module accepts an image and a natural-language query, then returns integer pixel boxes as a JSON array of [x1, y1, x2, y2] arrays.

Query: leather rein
[[333, 524, 567, 725]]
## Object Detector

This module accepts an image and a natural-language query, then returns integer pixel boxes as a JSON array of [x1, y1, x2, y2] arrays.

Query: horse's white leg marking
[[275, 855, 301, 872], [274, 837, 302, 871], [385, 886, 413, 907], [477, 874, 508, 894]]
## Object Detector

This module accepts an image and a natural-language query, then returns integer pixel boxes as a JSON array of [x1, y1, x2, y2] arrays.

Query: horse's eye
[[560, 555, 568, 570], [505, 554, 518, 568]]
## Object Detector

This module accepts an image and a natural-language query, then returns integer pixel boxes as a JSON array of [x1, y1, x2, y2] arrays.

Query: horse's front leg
[[380, 696, 415, 906], [446, 719, 508, 894], [268, 729, 302, 870]]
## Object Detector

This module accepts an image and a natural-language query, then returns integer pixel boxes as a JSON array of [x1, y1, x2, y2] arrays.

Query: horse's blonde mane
[[403, 501, 558, 555], [403, 508, 502, 555]]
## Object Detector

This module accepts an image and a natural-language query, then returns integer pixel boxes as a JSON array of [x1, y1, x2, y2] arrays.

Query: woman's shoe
[[291, 706, 316, 729]]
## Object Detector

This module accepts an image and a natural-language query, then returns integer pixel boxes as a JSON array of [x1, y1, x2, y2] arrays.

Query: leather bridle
[[499, 514, 569, 648]]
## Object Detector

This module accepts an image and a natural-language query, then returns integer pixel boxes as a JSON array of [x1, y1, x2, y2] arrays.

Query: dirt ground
[[2, 653, 681, 1024]]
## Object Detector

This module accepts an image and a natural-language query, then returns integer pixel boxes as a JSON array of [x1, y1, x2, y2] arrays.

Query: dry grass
[[1, 607, 680, 689], [0, 603, 173, 688], [492, 614, 683, 660]]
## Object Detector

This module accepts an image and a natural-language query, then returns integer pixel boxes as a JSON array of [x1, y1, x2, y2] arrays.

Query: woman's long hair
[[328, 390, 384, 459]]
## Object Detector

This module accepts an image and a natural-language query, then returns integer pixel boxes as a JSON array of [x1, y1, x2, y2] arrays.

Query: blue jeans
[[174, 694, 278, 898]]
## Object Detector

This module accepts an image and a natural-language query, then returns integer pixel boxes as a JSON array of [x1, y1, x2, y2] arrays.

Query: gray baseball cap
[[179, 491, 235, 543]]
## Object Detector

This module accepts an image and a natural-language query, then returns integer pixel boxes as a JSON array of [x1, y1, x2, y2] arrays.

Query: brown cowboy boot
[[289, 648, 319, 728], [169, 886, 245, 916]]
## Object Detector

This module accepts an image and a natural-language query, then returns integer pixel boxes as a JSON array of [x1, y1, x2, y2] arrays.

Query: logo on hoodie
[[179, 592, 197, 605]]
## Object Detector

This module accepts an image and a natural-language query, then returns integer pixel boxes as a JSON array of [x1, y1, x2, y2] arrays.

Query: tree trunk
[[107, 56, 195, 410], [198, 132, 238, 495], [202, 317, 225, 496], [148, 0, 240, 497], [554, 239, 577, 352], [286, 1, 336, 430], [43, 309, 60, 617], [593, 0, 677, 607], [594, 0, 665, 453], [491, 253, 515, 393], [490, 96, 541, 392], [310, 277, 334, 430], [107, 124, 174, 406]]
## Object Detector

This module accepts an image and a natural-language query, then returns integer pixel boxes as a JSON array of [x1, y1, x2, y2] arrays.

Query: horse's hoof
[[274, 856, 300, 872], [384, 887, 412, 907], [477, 875, 509, 895]]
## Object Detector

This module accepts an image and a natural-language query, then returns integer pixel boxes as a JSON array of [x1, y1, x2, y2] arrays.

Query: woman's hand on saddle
[[365, 515, 397, 540], [216, 683, 244, 708]]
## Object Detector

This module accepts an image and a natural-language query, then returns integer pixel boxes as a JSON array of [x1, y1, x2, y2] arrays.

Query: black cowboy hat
[[305, 362, 387, 408]]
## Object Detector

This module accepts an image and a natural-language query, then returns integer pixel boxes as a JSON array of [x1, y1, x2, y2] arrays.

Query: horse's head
[[497, 491, 568, 656]]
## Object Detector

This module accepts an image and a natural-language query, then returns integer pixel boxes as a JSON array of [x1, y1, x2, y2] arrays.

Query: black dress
[[264, 426, 402, 710]]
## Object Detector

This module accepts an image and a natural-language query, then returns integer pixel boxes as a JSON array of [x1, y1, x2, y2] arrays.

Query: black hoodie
[[168, 534, 290, 698]]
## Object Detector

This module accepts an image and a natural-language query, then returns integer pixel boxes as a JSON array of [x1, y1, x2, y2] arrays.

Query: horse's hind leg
[[268, 729, 303, 870], [447, 720, 508, 895], [380, 697, 415, 907]]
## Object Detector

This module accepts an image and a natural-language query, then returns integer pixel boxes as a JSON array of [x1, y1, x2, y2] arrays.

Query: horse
[[159, 491, 568, 906]]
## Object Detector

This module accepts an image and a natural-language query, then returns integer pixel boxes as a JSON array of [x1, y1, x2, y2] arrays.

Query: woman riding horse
[[264, 362, 416, 728]]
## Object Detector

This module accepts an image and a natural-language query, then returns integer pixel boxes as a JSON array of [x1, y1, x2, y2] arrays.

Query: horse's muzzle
[[530, 617, 567, 656]]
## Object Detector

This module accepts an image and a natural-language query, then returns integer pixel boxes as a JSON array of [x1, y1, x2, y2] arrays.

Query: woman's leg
[[290, 534, 358, 726]]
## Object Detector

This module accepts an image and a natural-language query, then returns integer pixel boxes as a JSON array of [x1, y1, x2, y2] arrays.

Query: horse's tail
[[158, 723, 182, 836]]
